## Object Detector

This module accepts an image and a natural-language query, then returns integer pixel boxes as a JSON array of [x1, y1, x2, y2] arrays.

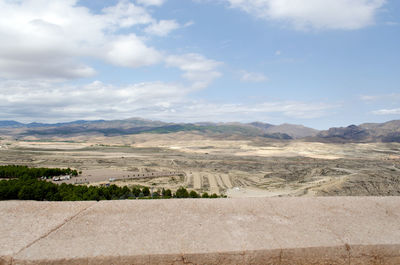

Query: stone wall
[[1, 197, 400, 264]]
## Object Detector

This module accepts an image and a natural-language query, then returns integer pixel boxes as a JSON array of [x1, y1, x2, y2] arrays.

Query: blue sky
[[0, 0, 399, 129]]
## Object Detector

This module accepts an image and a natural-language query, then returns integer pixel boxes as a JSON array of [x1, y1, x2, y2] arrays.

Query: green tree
[[175, 187, 189, 198], [18, 185, 35, 200], [131, 187, 140, 197], [162, 188, 172, 198], [202, 192, 209, 198], [189, 190, 199, 198], [142, 187, 150, 196]]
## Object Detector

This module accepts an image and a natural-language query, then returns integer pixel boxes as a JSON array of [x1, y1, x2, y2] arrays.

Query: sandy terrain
[[192, 172, 202, 190], [221, 174, 233, 188], [0, 132, 399, 197], [207, 174, 219, 194]]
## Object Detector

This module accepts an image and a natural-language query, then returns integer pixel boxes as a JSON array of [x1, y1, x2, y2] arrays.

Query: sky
[[0, 0, 399, 129]]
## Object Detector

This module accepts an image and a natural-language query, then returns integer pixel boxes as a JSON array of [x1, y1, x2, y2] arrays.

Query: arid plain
[[1, 132, 399, 197]]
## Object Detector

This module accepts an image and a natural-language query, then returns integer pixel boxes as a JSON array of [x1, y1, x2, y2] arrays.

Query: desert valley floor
[[1, 132, 400, 197]]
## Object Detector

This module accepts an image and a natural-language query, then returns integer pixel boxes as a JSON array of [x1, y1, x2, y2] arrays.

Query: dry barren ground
[[1, 132, 399, 197]]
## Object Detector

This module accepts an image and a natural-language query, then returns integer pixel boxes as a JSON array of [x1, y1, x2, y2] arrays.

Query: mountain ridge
[[0, 119, 317, 139], [1, 119, 400, 142], [312, 120, 400, 143]]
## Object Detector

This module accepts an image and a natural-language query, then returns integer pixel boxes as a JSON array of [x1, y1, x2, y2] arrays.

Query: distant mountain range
[[0, 118, 399, 143], [0, 119, 106, 128], [313, 120, 400, 143]]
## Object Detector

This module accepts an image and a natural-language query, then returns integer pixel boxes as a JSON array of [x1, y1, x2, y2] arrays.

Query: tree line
[[0, 166, 223, 201], [0, 165, 78, 179]]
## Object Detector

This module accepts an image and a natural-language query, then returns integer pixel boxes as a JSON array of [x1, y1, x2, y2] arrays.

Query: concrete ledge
[[1, 197, 400, 264]]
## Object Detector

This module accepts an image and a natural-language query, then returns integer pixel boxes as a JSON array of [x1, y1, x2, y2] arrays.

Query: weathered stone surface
[[1, 197, 400, 264], [0, 201, 95, 257]]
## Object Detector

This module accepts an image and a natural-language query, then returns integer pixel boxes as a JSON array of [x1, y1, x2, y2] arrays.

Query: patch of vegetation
[[0, 166, 224, 201], [262, 133, 292, 140], [0, 165, 78, 179]]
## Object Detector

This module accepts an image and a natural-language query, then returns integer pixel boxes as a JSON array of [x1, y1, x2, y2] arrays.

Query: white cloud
[[0, 58, 96, 80], [165, 53, 222, 89], [0, 79, 188, 122], [0, 0, 222, 93], [187, 101, 331, 120], [166, 53, 221, 72], [102, 0, 154, 28], [125, 100, 333, 122], [144, 20, 180, 36], [385, 21, 399, 26], [184, 21, 195, 27], [239, 70, 267, 82], [136, 0, 166, 6], [0, 0, 224, 123], [0, 0, 338, 124], [360, 93, 400, 102], [360, 95, 379, 101], [224, 0, 385, 30], [0, 79, 333, 122], [372, 108, 400, 115], [104, 35, 162, 67], [0, 0, 173, 79]]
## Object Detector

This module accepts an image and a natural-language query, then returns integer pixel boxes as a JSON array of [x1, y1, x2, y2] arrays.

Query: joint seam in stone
[[13, 202, 96, 258]]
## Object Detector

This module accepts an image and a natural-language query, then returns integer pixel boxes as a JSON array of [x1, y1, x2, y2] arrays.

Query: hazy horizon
[[2, 116, 400, 131]]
